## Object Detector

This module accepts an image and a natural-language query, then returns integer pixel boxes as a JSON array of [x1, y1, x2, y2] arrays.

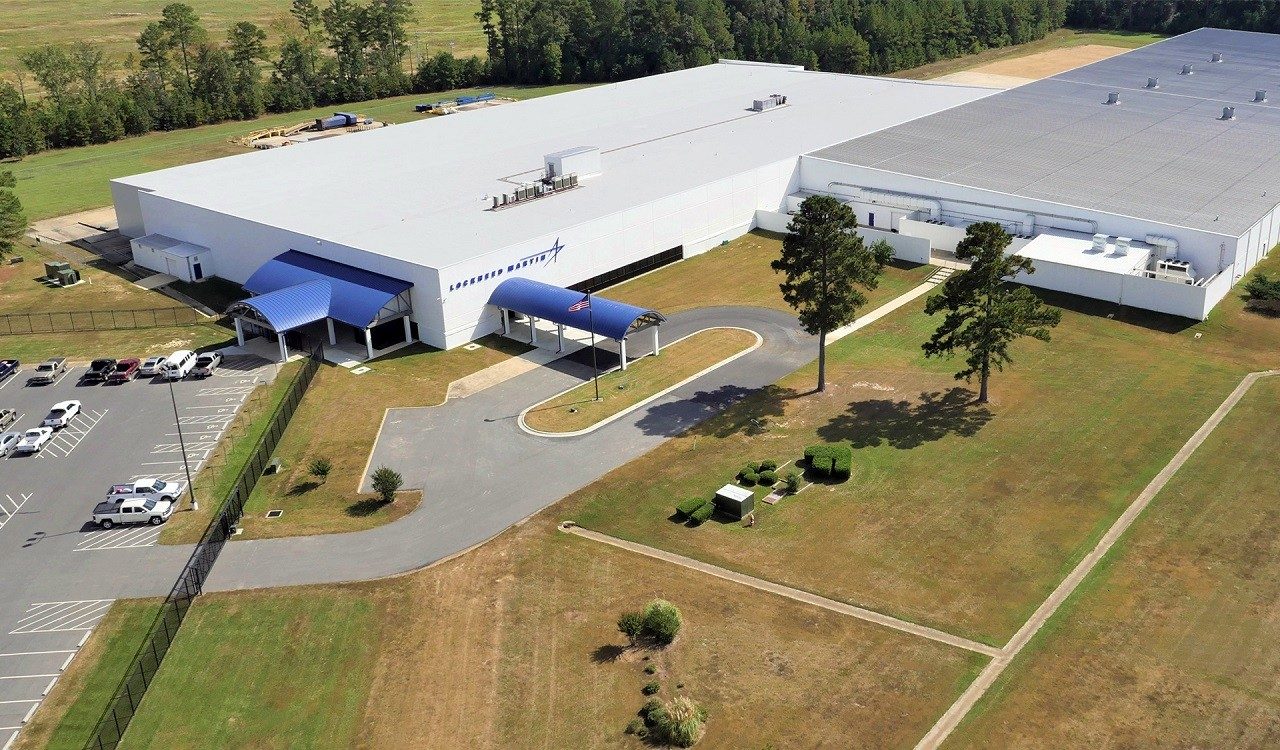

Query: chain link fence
[[82, 342, 323, 750], [0, 307, 209, 335]]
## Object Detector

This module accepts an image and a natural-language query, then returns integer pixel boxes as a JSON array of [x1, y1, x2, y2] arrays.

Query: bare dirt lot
[[935, 44, 1128, 87]]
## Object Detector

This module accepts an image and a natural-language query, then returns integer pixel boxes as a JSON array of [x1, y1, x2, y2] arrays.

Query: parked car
[[0, 431, 21, 456], [160, 350, 196, 380], [0, 359, 19, 382], [107, 358, 141, 384], [0, 408, 16, 431], [14, 427, 53, 454], [138, 356, 167, 377], [191, 352, 222, 378], [28, 358, 67, 385], [106, 478, 181, 504], [82, 359, 117, 383], [91, 497, 173, 529], [41, 400, 81, 429]]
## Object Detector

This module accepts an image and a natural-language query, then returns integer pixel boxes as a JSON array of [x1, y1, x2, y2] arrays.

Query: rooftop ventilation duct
[[1105, 92, 1120, 105], [1146, 234, 1179, 261], [1145, 77, 1159, 89], [828, 183, 942, 220], [1181, 64, 1194, 75], [1091, 233, 1108, 253], [1255, 89, 1268, 102], [1211, 52, 1223, 62], [1221, 106, 1236, 120], [1114, 237, 1132, 256]]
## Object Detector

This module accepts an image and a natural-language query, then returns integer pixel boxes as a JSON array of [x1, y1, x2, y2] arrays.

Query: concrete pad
[[132, 272, 179, 290]]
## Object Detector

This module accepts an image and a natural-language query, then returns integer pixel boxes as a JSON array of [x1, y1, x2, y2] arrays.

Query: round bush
[[784, 471, 801, 494], [758, 469, 778, 485], [759, 459, 778, 472], [689, 501, 714, 524], [642, 680, 661, 695], [739, 470, 758, 486], [653, 696, 707, 747], [618, 611, 644, 642], [642, 599, 683, 645], [745, 461, 760, 473]]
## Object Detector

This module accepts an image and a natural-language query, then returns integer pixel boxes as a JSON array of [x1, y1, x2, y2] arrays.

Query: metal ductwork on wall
[[826, 182, 942, 219], [1145, 234, 1179, 260]]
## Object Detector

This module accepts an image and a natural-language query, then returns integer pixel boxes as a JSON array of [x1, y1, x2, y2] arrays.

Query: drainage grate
[[265, 509, 283, 519]]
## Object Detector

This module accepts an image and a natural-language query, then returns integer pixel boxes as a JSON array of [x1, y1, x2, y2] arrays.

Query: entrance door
[[192, 261, 204, 280], [868, 212, 876, 228]]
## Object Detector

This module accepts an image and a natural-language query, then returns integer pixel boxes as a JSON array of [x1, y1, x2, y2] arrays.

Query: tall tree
[[158, 3, 207, 89], [227, 21, 269, 68], [0, 171, 26, 261], [922, 222, 1061, 403], [772, 195, 890, 393]]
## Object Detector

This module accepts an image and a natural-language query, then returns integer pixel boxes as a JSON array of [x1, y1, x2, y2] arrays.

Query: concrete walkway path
[[914, 369, 1280, 749], [560, 523, 1001, 657]]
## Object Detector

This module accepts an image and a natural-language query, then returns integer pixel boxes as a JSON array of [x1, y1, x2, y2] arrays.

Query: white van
[[161, 350, 196, 380]]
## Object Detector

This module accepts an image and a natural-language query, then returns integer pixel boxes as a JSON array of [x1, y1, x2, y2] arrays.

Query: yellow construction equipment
[[230, 121, 311, 148]]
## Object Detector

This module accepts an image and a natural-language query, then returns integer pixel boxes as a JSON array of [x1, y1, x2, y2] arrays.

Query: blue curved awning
[[230, 280, 332, 331], [243, 250, 413, 329], [489, 278, 664, 340]]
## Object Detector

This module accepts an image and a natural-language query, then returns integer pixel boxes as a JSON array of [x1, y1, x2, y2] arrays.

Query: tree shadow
[[817, 387, 992, 449], [591, 644, 625, 663], [287, 480, 320, 497], [345, 497, 390, 517], [634, 384, 796, 438]]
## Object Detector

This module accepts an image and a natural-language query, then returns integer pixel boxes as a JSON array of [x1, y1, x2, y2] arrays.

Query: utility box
[[44, 260, 70, 279], [715, 484, 755, 520], [56, 268, 80, 286]]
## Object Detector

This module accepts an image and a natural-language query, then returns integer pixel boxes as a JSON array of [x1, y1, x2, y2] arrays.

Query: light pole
[[168, 378, 198, 511]]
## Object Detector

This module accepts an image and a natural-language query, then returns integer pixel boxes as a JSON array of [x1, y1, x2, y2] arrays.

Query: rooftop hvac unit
[[1181, 64, 1194, 75], [569, 174, 579, 187], [1221, 106, 1236, 120], [1114, 237, 1132, 256], [1255, 90, 1268, 102], [752, 93, 786, 112], [1211, 52, 1223, 62], [1105, 92, 1120, 105], [1091, 233, 1109, 253], [1145, 77, 1159, 89]]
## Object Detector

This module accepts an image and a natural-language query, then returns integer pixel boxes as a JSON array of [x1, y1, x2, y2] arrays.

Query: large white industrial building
[[113, 27, 1280, 356]]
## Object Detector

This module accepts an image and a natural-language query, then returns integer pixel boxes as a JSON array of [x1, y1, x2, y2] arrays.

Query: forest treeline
[[2, 0, 1279, 161]]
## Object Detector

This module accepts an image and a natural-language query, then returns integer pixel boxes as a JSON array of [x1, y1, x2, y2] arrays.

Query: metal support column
[[530, 318, 538, 344], [651, 326, 660, 356], [326, 318, 336, 346], [234, 318, 245, 347], [278, 334, 288, 362], [556, 323, 564, 353], [403, 315, 413, 344], [364, 328, 374, 360], [501, 308, 510, 335], [619, 337, 627, 370]]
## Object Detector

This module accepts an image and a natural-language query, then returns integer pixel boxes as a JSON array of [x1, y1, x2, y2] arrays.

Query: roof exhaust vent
[[1255, 89, 1268, 102], [1221, 106, 1236, 120], [1114, 237, 1132, 256], [1181, 64, 1194, 75], [1145, 77, 1159, 89], [1211, 52, 1223, 62], [1091, 233, 1109, 253], [1105, 91, 1120, 105]]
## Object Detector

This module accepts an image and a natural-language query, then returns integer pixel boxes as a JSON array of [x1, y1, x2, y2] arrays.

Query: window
[[507, 265, 514, 272], [144, 499, 157, 510]]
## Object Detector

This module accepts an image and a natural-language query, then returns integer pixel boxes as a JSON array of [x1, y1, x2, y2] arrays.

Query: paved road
[[206, 307, 815, 591]]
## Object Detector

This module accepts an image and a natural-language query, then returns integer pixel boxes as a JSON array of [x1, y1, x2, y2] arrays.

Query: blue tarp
[[488, 278, 664, 340], [240, 250, 412, 330]]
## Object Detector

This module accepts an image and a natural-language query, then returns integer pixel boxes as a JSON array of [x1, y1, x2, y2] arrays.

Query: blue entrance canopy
[[489, 278, 664, 340], [238, 250, 413, 330]]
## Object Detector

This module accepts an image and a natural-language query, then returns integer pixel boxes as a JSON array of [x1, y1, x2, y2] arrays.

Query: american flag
[[568, 295, 591, 313]]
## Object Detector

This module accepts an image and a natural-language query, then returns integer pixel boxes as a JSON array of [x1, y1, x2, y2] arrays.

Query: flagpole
[[588, 290, 600, 401]]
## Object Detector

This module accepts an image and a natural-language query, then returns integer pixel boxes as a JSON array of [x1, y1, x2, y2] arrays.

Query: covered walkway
[[488, 278, 665, 369], [227, 251, 414, 362]]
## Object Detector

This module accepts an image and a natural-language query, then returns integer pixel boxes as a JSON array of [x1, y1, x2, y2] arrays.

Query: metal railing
[[83, 341, 324, 750], [0, 307, 210, 335]]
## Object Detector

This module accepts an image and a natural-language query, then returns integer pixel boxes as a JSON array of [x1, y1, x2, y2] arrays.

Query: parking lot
[[0, 354, 275, 745]]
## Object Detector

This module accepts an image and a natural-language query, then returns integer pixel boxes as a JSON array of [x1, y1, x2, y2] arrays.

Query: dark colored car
[[107, 358, 141, 384], [83, 358, 117, 382], [0, 360, 18, 381]]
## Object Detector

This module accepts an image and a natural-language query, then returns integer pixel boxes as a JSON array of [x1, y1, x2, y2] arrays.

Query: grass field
[[0, 0, 488, 83], [8, 83, 588, 222], [14, 600, 162, 750], [892, 28, 1166, 81], [566, 254, 1280, 646], [90, 520, 982, 749], [947, 375, 1280, 748], [233, 335, 530, 539], [0, 323, 232, 364], [522, 327, 758, 434], [0, 239, 191, 315]]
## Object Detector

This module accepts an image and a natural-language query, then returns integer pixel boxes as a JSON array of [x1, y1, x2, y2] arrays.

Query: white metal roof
[[1017, 232, 1152, 274], [114, 62, 991, 270]]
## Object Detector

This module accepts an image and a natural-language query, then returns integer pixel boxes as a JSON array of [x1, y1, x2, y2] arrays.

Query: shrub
[[644, 663, 657, 675], [759, 459, 778, 472], [308, 457, 332, 482], [739, 470, 758, 486], [625, 717, 646, 737], [745, 461, 760, 473], [804, 444, 852, 481], [689, 501, 714, 524], [651, 696, 708, 747], [642, 697, 664, 720], [1245, 273, 1280, 314], [643, 680, 661, 695], [370, 466, 403, 503], [784, 471, 801, 494], [758, 469, 778, 485], [618, 611, 644, 644], [642, 600, 683, 645], [675, 497, 704, 518]]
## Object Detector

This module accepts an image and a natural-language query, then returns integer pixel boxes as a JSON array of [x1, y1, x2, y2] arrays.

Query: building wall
[[111, 182, 146, 239], [434, 158, 801, 349]]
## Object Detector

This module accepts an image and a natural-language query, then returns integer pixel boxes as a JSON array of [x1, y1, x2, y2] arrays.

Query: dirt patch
[[967, 44, 1127, 79]]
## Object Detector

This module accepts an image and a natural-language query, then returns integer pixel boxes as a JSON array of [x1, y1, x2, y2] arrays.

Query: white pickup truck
[[106, 478, 182, 504], [91, 497, 174, 529]]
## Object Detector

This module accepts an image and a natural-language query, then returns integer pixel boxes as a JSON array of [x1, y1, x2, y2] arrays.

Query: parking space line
[[37, 410, 107, 459], [0, 700, 39, 705], [0, 651, 75, 658], [10, 601, 113, 634], [0, 675, 57, 681], [74, 526, 162, 552], [0, 495, 33, 534]]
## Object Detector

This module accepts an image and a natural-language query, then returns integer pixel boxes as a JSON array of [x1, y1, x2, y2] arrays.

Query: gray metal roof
[[809, 28, 1280, 237]]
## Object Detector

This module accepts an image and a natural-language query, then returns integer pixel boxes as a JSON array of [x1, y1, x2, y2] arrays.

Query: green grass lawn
[[564, 253, 1280, 646], [15, 600, 162, 750], [0, 323, 233, 363], [947, 375, 1280, 749], [523, 327, 758, 434], [0, 239, 192, 315], [0, 0, 488, 82], [8, 83, 589, 221]]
